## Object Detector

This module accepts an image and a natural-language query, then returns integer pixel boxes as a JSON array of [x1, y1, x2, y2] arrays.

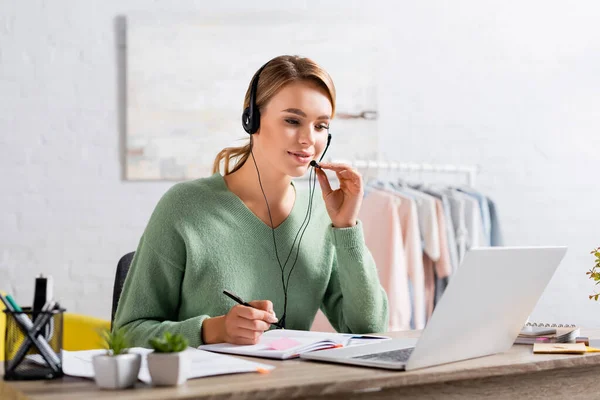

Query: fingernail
[[269, 315, 278, 323]]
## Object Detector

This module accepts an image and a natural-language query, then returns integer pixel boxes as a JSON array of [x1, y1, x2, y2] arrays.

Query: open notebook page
[[198, 329, 388, 360]]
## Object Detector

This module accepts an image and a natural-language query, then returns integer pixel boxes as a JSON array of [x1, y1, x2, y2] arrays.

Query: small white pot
[[92, 353, 141, 389], [147, 351, 190, 386]]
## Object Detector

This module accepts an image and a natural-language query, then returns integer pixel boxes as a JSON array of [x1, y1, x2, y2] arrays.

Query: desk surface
[[3, 329, 600, 400]]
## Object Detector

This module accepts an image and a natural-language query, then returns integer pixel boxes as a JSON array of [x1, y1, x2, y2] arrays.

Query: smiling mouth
[[287, 151, 313, 163], [288, 151, 312, 157]]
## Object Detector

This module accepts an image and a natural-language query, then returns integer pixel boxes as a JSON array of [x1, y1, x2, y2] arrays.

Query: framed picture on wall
[[126, 13, 380, 180]]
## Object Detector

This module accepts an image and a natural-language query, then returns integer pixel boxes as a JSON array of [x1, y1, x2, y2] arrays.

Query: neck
[[224, 151, 293, 211]]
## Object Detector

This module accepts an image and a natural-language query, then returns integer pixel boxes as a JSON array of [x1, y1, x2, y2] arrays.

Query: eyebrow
[[282, 108, 330, 120]]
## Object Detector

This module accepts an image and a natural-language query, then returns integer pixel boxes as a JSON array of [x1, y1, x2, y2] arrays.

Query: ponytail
[[212, 142, 251, 175]]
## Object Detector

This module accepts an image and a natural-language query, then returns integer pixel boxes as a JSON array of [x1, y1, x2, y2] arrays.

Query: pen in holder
[[3, 307, 64, 380]]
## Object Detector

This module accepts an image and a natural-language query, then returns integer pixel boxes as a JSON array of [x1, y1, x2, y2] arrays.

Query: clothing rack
[[306, 159, 479, 187]]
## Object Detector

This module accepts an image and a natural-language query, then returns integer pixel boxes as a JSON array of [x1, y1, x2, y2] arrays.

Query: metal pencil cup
[[3, 307, 64, 380]]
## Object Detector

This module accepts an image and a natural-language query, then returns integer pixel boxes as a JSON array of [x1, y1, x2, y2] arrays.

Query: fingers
[[229, 329, 263, 345], [248, 300, 274, 315], [235, 316, 271, 332], [317, 163, 361, 182], [317, 163, 362, 192], [315, 162, 354, 172], [224, 300, 280, 345], [235, 304, 278, 324], [316, 167, 333, 196]]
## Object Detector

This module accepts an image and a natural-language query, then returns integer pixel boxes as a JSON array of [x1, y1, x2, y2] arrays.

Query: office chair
[[111, 251, 135, 330]]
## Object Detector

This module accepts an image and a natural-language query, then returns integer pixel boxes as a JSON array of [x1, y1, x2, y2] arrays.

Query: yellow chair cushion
[[0, 291, 5, 361], [63, 313, 110, 351]]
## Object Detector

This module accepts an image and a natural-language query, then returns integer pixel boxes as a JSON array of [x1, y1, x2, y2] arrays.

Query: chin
[[288, 168, 309, 179], [281, 165, 310, 179]]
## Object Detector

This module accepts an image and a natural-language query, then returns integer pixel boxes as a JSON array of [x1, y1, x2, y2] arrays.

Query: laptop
[[301, 246, 567, 371]]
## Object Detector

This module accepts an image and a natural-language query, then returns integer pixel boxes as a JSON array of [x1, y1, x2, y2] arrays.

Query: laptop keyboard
[[353, 347, 414, 363]]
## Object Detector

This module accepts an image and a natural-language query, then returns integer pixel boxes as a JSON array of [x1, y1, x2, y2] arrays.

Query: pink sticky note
[[269, 337, 302, 351]]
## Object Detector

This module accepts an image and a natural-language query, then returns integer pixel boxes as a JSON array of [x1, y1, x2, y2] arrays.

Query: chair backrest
[[111, 251, 135, 330]]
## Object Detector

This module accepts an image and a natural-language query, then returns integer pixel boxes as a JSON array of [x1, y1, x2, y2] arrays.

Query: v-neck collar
[[212, 173, 308, 240]]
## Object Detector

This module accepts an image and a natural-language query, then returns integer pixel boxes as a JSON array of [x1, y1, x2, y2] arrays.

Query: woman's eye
[[316, 124, 330, 131], [285, 119, 300, 125]]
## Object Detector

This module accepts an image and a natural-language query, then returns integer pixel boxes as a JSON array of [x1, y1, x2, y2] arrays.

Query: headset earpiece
[[242, 106, 259, 134], [242, 62, 269, 135]]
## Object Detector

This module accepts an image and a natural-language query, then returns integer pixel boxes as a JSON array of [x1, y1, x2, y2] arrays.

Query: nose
[[298, 125, 316, 146]]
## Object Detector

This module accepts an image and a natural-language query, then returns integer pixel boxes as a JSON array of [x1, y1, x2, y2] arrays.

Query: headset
[[242, 60, 332, 328]]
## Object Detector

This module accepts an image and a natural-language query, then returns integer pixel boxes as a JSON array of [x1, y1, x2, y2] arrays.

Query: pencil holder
[[3, 307, 64, 380]]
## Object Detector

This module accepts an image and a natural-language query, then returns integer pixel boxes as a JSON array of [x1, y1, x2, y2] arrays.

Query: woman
[[113, 55, 388, 347]]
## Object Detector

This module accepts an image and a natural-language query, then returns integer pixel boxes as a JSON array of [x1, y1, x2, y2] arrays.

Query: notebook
[[515, 322, 580, 345], [533, 343, 587, 354], [198, 329, 389, 360]]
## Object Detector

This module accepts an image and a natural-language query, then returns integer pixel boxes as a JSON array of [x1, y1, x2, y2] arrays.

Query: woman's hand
[[315, 163, 364, 228], [204, 300, 278, 345]]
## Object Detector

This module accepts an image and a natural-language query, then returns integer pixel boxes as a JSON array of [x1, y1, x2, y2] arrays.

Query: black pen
[[222, 290, 284, 329]]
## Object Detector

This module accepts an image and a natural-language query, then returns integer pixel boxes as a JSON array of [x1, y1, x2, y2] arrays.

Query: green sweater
[[113, 173, 388, 348]]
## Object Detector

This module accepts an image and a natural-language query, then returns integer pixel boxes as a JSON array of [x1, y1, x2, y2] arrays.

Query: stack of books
[[515, 322, 580, 345]]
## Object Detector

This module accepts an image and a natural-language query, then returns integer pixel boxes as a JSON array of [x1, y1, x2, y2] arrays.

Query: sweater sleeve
[[112, 187, 210, 348], [320, 220, 389, 334]]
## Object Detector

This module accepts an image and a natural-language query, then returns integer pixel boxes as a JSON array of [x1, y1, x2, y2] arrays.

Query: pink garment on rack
[[360, 188, 427, 330], [358, 190, 411, 331], [423, 198, 452, 319]]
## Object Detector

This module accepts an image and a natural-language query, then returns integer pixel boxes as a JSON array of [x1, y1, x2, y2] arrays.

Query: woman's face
[[253, 80, 332, 178]]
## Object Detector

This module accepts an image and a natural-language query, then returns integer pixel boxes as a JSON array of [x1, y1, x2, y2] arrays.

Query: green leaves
[[98, 328, 130, 356], [587, 247, 600, 301], [148, 331, 188, 353]]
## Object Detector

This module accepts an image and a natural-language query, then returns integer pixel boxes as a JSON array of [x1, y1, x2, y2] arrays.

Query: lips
[[288, 151, 312, 157], [287, 151, 313, 164]]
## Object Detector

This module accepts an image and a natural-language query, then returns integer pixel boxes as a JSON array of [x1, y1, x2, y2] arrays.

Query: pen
[[5, 294, 22, 312], [222, 290, 284, 329]]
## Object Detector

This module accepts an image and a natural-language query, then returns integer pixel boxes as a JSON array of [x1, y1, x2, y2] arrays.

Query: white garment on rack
[[396, 187, 440, 262], [443, 190, 469, 264], [416, 186, 460, 273], [446, 190, 486, 251]]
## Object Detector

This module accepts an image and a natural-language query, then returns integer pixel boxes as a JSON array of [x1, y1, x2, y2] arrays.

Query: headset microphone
[[310, 132, 332, 169]]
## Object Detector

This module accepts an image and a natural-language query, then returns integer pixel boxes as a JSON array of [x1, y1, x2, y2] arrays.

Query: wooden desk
[[2, 329, 600, 400]]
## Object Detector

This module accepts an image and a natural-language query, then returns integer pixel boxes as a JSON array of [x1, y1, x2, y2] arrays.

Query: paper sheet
[[58, 347, 275, 384]]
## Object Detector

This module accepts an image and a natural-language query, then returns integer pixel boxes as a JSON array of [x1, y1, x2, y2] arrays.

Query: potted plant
[[147, 331, 190, 386], [92, 328, 141, 389], [587, 247, 600, 300]]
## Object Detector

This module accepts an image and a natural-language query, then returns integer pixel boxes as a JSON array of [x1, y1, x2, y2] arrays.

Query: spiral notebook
[[515, 321, 580, 345]]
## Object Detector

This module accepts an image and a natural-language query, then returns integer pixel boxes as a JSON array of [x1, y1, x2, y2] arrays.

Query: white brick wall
[[1, 1, 599, 327]]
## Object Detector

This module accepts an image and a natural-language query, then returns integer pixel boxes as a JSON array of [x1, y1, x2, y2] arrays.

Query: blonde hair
[[212, 55, 336, 175]]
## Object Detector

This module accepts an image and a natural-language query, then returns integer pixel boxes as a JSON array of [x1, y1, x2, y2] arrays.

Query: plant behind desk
[[587, 247, 600, 300]]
